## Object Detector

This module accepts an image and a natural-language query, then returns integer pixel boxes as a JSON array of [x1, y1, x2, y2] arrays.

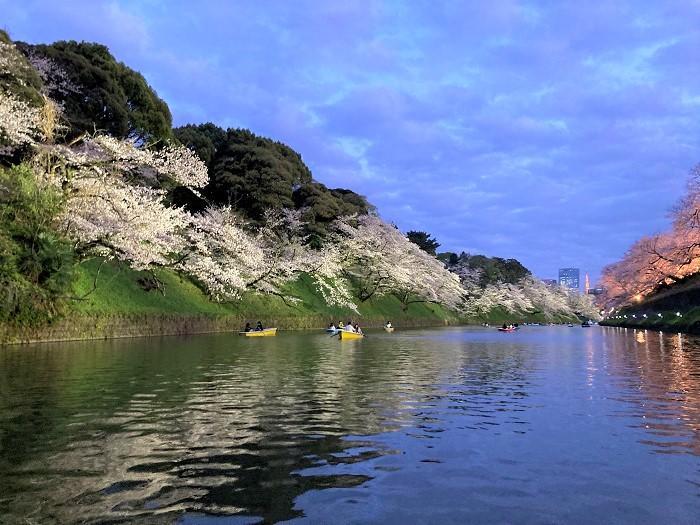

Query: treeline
[[0, 31, 598, 327]]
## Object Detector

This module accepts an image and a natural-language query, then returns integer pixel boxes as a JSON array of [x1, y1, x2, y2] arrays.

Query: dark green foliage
[[174, 123, 227, 167], [16, 40, 172, 143], [407, 230, 440, 255], [329, 188, 372, 215], [0, 165, 75, 326], [437, 252, 459, 266], [175, 124, 371, 229], [441, 252, 531, 286], [0, 31, 44, 106], [206, 128, 312, 221], [293, 183, 370, 246], [167, 185, 209, 213]]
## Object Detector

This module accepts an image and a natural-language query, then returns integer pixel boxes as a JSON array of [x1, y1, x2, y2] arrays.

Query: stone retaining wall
[[0, 314, 453, 345]]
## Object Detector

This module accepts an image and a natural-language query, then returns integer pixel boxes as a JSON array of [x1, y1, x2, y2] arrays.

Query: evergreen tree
[[407, 230, 440, 255], [17, 40, 173, 143]]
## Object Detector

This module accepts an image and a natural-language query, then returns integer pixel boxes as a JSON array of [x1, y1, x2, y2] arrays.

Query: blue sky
[[2, 1, 699, 283]]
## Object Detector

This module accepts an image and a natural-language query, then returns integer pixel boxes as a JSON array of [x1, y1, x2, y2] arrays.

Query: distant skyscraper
[[558, 268, 580, 290], [584, 273, 590, 294]]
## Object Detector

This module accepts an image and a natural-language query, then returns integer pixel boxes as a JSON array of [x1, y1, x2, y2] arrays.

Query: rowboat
[[384, 326, 395, 333], [498, 327, 516, 332], [239, 328, 278, 337], [339, 330, 364, 340]]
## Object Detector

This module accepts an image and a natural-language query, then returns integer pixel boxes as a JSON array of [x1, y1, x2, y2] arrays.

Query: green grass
[[69, 259, 458, 325], [68, 259, 579, 331], [72, 259, 234, 315]]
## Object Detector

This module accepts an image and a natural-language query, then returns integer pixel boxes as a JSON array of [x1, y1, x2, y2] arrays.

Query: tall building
[[584, 273, 590, 294], [558, 268, 580, 290]]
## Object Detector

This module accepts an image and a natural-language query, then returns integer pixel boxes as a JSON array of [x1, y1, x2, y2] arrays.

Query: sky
[[2, 0, 699, 283]]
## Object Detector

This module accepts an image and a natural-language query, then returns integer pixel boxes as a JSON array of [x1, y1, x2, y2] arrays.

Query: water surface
[[1, 326, 700, 523]]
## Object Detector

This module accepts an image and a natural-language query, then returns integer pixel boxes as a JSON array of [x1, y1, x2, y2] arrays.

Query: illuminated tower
[[584, 273, 590, 294]]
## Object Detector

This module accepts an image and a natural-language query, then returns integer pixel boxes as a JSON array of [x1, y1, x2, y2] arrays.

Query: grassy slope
[[69, 260, 579, 329], [70, 259, 457, 324]]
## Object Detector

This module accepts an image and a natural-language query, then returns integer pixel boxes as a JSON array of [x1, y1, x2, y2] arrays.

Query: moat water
[[1, 326, 699, 523]]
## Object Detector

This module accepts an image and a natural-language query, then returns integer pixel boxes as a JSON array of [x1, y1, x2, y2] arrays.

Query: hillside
[[0, 31, 594, 343]]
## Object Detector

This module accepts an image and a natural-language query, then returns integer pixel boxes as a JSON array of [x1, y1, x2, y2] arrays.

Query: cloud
[[2, 0, 699, 283]]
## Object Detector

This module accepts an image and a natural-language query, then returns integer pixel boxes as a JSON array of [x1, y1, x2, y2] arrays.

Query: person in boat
[[354, 323, 363, 335], [328, 322, 336, 331], [338, 321, 344, 329], [385, 321, 392, 329], [244, 322, 252, 332], [502, 323, 508, 329], [255, 321, 264, 331], [345, 321, 355, 332]]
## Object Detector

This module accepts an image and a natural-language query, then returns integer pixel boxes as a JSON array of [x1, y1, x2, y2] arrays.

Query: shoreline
[[0, 313, 455, 345], [599, 320, 700, 335], [0, 314, 583, 346], [599, 274, 700, 335]]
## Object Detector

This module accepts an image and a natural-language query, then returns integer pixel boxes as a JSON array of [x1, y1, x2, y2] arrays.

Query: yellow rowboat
[[239, 328, 278, 337], [339, 330, 364, 340], [384, 326, 395, 333]]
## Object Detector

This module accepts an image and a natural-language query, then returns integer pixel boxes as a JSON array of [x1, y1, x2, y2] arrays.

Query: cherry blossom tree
[[67, 174, 189, 270], [19, 133, 208, 273], [0, 92, 43, 147], [330, 215, 466, 311], [87, 135, 209, 189], [600, 164, 700, 308]]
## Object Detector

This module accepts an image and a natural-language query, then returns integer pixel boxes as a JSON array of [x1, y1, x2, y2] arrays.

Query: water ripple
[[1, 327, 700, 523]]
